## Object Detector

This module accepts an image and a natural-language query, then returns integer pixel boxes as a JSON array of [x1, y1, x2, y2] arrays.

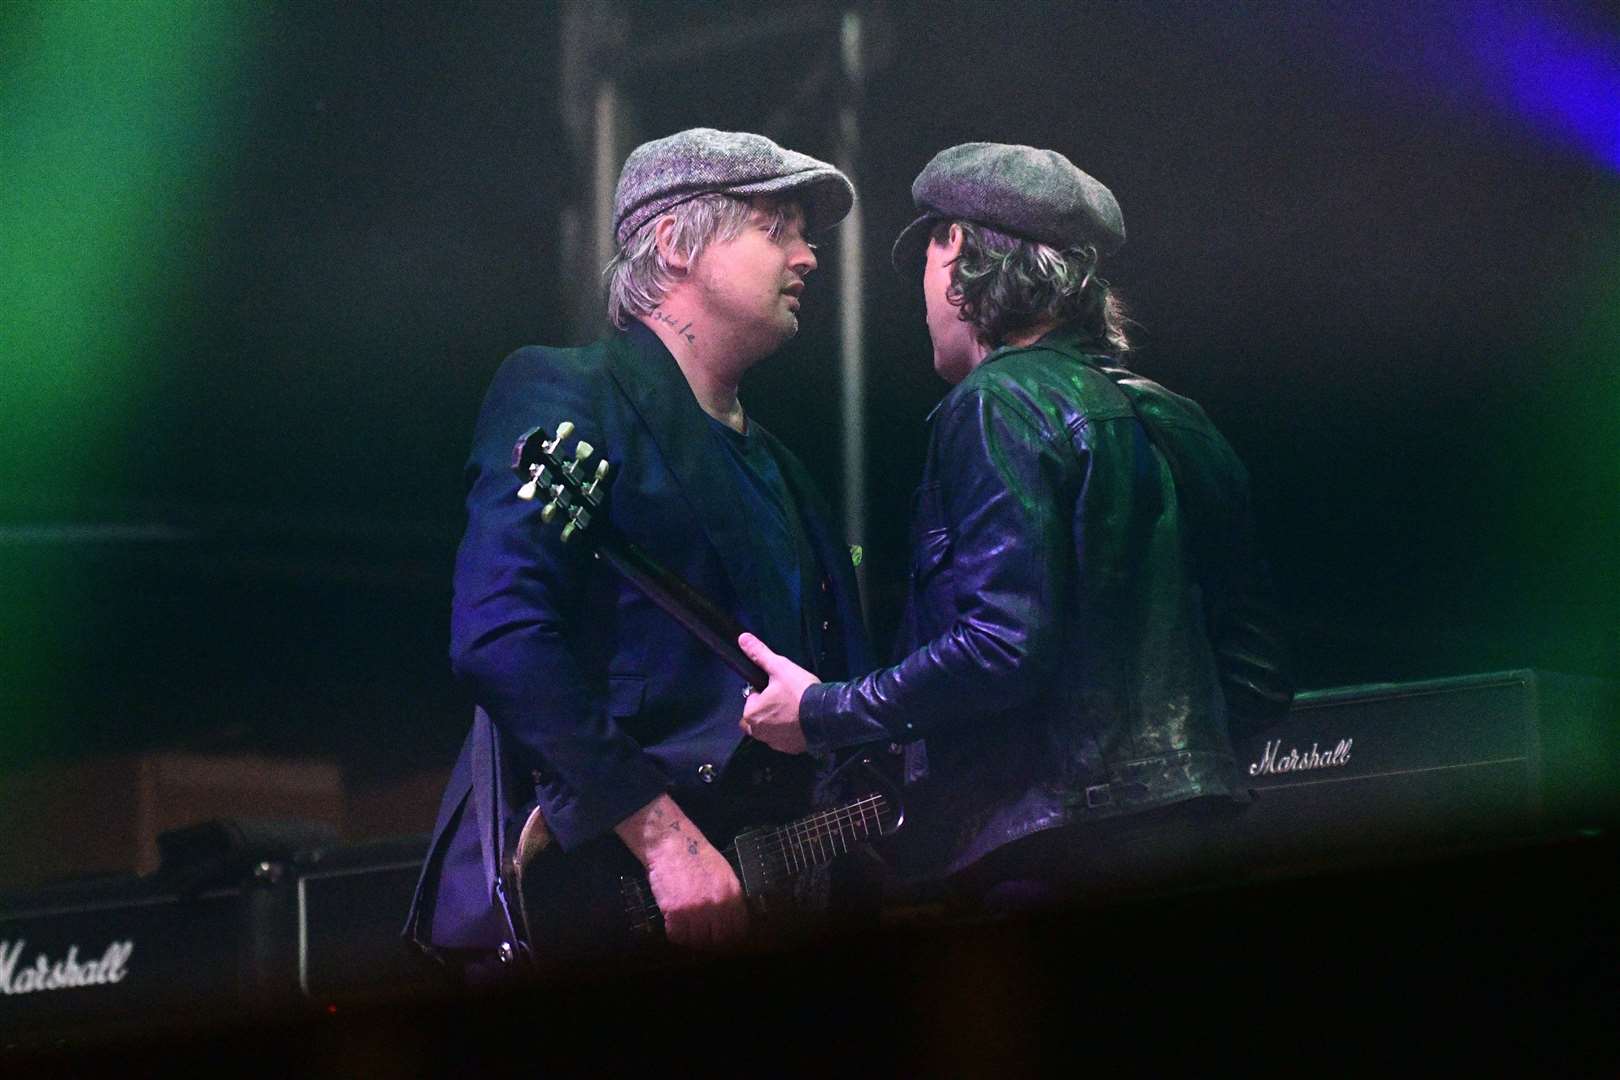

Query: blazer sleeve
[[448, 347, 668, 850]]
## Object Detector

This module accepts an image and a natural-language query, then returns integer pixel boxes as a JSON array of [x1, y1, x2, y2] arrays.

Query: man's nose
[[790, 240, 817, 274]]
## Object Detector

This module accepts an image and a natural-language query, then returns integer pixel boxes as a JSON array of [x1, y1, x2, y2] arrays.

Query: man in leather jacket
[[740, 142, 1292, 914]]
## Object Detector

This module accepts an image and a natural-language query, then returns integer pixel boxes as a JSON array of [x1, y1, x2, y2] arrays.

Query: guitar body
[[502, 753, 903, 972], [507, 822, 667, 969]]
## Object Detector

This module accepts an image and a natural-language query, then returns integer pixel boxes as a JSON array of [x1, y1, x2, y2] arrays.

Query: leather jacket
[[799, 328, 1292, 879]]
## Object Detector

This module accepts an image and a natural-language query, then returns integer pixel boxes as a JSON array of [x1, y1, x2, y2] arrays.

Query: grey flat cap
[[891, 142, 1125, 271], [613, 127, 854, 248]]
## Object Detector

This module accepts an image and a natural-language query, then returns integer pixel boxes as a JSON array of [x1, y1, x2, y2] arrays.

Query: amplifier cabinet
[[0, 880, 246, 1043], [0, 837, 442, 1047], [293, 836, 443, 1007], [1229, 668, 1618, 869]]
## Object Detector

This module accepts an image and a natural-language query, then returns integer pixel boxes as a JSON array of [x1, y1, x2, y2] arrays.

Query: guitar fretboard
[[732, 793, 896, 896]]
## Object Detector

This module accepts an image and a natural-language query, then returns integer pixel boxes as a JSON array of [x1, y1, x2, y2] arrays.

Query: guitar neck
[[592, 523, 768, 691], [731, 793, 895, 897]]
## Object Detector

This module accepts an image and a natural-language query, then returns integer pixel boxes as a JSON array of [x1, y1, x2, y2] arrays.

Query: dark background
[[2, 0, 1616, 798]]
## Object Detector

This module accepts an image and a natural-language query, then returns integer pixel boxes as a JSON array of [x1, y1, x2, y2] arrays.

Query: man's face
[[691, 198, 817, 356], [923, 225, 978, 385]]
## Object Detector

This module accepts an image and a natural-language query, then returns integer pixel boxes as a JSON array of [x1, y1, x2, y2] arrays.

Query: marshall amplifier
[[1229, 668, 1618, 871], [0, 816, 341, 1046], [1, 834, 447, 1047], [0, 875, 250, 1043]]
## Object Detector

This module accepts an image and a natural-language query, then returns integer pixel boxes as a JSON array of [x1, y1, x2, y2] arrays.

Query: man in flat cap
[[406, 128, 871, 977], [741, 142, 1292, 915]]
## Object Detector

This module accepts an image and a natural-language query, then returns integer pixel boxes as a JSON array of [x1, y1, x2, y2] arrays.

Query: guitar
[[498, 421, 903, 968]]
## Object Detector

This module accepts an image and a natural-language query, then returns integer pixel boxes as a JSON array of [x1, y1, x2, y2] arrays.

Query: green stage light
[[1, 0, 263, 514], [1, 0, 265, 753]]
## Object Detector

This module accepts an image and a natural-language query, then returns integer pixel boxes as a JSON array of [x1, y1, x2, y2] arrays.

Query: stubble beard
[[738, 294, 800, 364]]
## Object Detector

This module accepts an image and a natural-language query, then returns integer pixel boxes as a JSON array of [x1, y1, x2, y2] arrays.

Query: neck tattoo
[[650, 308, 696, 345]]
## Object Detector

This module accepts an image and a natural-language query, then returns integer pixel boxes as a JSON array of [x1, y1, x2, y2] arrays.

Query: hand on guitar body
[[613, 793, 749, 950], [737, 632, 818, 755]]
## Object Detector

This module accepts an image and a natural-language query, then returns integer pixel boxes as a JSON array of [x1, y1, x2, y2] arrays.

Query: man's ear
[[652, 215, 690, 272], [927, 222, 965, 263]]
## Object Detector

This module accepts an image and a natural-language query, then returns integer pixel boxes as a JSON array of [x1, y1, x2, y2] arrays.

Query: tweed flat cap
[[891, 142, 1125, 271], [612, 127, 854, 248]]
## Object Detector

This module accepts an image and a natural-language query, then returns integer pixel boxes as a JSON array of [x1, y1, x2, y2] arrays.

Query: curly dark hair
[[932, 219, 1131, 355]]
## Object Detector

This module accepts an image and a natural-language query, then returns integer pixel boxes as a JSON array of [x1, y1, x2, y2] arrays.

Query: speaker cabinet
[[1230, 669, 1617, 870], [293, 836, 443, 1007]]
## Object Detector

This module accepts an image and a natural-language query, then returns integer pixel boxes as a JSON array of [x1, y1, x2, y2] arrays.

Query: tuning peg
[[560, 520, 578, 543], [540, 501, 559, 524], [574, 440, 593, 461], [518, 463, 545, 500], [545, 421, 575, 454], [584, 459, 611, 498]]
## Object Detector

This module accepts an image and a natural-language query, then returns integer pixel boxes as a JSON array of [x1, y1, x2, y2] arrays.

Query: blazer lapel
[[602, 325, 777, 645], [769, 436, 873, 677]]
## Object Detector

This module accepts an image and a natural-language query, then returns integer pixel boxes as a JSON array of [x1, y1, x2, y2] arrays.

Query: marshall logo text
[[1248, 738, 1354, 777], [0, 939, 134, 995]]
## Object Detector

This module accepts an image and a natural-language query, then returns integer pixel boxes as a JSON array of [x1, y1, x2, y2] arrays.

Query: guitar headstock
[[511, 421, 614, 544]]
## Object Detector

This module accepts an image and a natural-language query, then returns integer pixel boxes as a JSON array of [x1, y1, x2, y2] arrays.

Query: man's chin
[[769, 312, 800, 345], [740, 318, 798, 365]]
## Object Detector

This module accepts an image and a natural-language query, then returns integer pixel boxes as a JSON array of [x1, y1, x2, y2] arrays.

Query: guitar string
[[746, 795, 893, 888], [736, 799, 873, 891]]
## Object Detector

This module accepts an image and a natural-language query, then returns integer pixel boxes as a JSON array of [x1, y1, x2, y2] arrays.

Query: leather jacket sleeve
[[800, 384, 1069, 751]]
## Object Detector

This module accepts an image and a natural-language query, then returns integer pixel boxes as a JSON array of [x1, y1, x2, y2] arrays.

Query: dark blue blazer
[[406, 323, 870, 950]]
